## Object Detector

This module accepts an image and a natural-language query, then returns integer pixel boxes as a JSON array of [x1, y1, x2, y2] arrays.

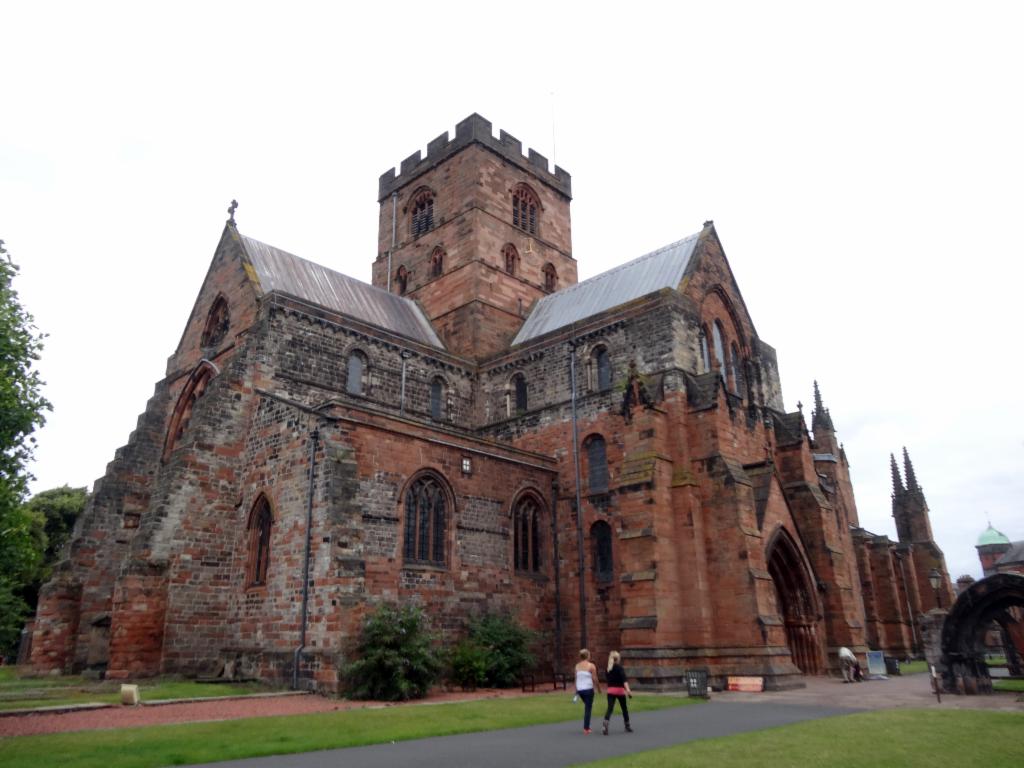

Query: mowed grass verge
[[571, 709, 1024, 768], [0, 692, 695, 768], [0, 668, 269, 711]]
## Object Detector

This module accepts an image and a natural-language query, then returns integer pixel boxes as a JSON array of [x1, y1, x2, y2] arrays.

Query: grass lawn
[[0, 667, 269, 711], [572, 709, 1024, 768], [993, 678, 1024, 692], [896, 659, 928, 675], [0, 692, 695, 768]]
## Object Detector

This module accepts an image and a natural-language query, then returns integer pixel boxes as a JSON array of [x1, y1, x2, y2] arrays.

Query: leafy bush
[[448, 639, 488, 689], [466, 613, 535, 688], [343, 603, 441, 701]]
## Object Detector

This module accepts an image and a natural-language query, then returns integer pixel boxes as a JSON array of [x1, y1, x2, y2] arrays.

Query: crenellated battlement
[[378, 113, 572, 201]]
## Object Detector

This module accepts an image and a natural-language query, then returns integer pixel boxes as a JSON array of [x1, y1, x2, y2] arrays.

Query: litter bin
[[685, 668, 709, 698], [884, 656, 900, 676]]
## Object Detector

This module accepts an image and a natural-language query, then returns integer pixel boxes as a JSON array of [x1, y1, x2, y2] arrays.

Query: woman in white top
[[574, 648, 601, 734]]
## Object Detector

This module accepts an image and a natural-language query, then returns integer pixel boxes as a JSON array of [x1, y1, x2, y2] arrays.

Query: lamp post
[[928, 568, 943, 610]]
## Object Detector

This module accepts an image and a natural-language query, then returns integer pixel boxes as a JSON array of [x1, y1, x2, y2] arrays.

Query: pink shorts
[[607, 686, 627, 696]]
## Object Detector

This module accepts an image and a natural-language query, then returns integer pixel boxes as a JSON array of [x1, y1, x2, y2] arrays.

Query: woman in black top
[[602, 650, 632, 735]]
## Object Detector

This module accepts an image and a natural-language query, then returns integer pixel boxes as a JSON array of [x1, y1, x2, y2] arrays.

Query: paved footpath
[[183, 700, 859, 768]]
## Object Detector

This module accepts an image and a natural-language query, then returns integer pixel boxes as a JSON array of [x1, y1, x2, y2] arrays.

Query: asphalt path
[[183, 700, 861, 768]]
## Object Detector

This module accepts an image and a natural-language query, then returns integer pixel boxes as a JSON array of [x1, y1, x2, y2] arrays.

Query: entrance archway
[[940, 573, 1024, 693], [767, 528, 823, 675]]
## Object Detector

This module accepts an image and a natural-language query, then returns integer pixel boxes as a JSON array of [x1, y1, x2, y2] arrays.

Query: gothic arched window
[[411, 189, 434, 238], [591, 520, 613, 584], [430, 247, 445, 278], [512, 373, 528, 414], [586, 435, 609, 494], [503, 243, 519, 276], [699, 326, 711, 374], [513, 494, 543, 573], [246, 495, 273, 587], [347, 350, 367, 396], [712, 321, 726, 382], [730, 343, 742, 395], [512, 185, 539, 234], [430, 377, 445, 421], [201, 296, 230, 348], [542, 263, 557, 292], [395, 265, 408, 295], [163, 361, 216, 462], [592, 346, 612, 392], [403, 473, 448, 566]]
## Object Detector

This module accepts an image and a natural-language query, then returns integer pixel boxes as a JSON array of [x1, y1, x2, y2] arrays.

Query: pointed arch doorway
[[767, 529, 824, 675]]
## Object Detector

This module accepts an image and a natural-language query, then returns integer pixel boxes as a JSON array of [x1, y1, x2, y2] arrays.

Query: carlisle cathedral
[[31, 115, 955, 690]]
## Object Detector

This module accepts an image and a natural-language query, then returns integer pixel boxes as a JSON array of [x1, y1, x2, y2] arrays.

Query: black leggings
[[604, 693, 630, 723]]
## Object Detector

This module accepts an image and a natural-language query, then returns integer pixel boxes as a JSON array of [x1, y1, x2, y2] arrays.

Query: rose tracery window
[[512, 185, 539, 234], [411, 189, 434, 238], [201, 296, 230, 348], [403, 474, 448, 566], [513, 494, 542, 573]]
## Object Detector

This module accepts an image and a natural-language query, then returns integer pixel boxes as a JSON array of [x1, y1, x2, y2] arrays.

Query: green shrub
[[448, 639, 488, 689], [466, 613, 535, 688], [343, 603, 441, 701]]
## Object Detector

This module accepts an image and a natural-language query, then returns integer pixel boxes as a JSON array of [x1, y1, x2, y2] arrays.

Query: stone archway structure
[[766, 528, 824, 675], [940, 573, 1024, 693]]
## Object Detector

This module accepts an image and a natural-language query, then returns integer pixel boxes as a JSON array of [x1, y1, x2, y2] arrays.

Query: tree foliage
[[0, 242, 52, 658], [343, 603, 441, 701], [464, 612, 535, 688]]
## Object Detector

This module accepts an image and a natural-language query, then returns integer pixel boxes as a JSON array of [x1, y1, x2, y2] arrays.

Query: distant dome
[[977, 524, 1011, 547]]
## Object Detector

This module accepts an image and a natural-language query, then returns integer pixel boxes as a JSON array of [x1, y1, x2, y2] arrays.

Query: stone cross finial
[[227, 200, 239, 225]]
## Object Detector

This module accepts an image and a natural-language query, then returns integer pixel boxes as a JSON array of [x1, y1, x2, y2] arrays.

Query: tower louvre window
[[430, 247, 445, 278], [542, 263, 557, 292], [411, 189, 434, 238], [503, 243, 519, 275], [512, 185, 539, 235]]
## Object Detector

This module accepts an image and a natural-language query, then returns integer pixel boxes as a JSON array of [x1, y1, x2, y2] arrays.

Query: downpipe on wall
[[293, 426, 319, 690]]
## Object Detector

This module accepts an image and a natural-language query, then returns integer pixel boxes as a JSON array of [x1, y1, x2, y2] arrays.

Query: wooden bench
[[520, 669, 569, 692]]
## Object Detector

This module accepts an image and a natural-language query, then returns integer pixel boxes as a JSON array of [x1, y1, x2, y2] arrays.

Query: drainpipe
[[569, 338, 587, 650], [293, 426, 319, 690], [387, 191, 397, 293], [550, 477, 562, 669], [400, 350, 412, 417]]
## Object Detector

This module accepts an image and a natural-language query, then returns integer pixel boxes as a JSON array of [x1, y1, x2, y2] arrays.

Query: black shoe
[[602, 721, 608, 735], [625, 724, 633, 733]]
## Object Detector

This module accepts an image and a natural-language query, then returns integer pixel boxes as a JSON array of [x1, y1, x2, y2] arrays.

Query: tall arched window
[[411, 189, 434, 237], [586, 435, 609, 494], [503, 243, 519, 276], [430, 377, 445, 420], [542, 263, 557, 292], [730, 343, 742, 395], [430, 247, 445, 278], [347, 350, 367, 395], [395, 265, 408, 295], [403, 474, 448, 566], [592, 346, 612, 391], [246, 495, 273, 587], [163, 361, 216, 462], [591, 520, 613, 584], [513, 494, 543, 573], [712, 321, 726, 382], [699, 326, 711, 373], [201, 296, 230, 348], [512, 373, 528, 414], [512, 185, 539, 234]]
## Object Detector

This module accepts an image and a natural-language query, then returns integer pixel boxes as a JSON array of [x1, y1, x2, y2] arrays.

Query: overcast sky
[[3, 2, 1022, 582]]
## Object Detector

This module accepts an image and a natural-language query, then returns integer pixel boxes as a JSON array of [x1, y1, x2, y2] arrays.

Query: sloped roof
[[512, 231, 702, 345], [996, 540, 1024, 565], [239, 234, 444, 349]]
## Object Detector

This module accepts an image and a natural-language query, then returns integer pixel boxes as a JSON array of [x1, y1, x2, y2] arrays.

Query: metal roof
[[512, 231, 702, 345], [239, 234, 444, 349]]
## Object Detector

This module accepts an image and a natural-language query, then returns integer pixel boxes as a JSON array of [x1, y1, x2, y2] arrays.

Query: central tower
[[373, 114, 576, 360]]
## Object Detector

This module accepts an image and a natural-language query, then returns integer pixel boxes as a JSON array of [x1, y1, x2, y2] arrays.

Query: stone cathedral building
[[31, 114, 953, 690]]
